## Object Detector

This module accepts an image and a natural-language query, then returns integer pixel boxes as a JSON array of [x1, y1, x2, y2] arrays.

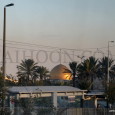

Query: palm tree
[[17, 59, 38, 85], [99, 57, 115, 86], [105, 81, 115, 105], [111, 65, 115, 80], [96, 56, 115, 90], [99, 57, 115, 108], [35, 66, 49, 80], [0, 67, 3, 98], [78, 56, 99, 90], [69, 61, 79, 87], [0, 67, 3, 86]]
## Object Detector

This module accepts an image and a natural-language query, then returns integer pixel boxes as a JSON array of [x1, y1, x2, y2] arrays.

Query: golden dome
[[50, 64, 72, 80]]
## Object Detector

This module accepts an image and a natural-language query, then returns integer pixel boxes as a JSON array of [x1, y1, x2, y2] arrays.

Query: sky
[[0, 0, 115, 76]]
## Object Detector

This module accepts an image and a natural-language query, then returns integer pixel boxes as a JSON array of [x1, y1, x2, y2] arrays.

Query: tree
[[0, 67, 4, 107], [69, 61, 79, 87], [17, 59, 38, 85], [35, 66, 49, 80], [77, 56, 99, 90], [99, 57, 115, 81], [0, 67, 8, 114], [99, 57, 115, 107], [0, 67, 3, 88], [105, 81, 115, 105]]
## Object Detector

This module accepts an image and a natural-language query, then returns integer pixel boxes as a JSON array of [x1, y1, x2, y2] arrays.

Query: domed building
[[50, 64, 72, 80]]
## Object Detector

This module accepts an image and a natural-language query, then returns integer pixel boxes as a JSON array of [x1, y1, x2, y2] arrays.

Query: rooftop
[[8, 86, 86, 94]]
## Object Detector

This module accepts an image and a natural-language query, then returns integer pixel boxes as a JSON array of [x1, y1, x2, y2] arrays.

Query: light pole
[[2, 3, 14, 109], [107, 41, 114, 87]]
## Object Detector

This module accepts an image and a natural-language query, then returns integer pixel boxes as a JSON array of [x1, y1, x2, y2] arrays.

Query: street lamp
[[2, 3, 14, 109], [107, 41, 114, 87]]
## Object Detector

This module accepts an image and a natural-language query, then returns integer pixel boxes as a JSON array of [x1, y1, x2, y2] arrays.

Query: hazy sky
[[0, 0, 115, 75]]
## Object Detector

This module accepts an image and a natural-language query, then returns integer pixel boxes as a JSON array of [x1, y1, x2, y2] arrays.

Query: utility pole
[[2, 3, 14, 112]]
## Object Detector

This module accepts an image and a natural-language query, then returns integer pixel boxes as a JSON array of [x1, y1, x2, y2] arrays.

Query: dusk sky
[[0, 0, 115, 75]]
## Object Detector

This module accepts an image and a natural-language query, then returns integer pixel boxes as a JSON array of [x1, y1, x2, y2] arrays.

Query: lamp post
[[107, 41, 114, 87], [2, 3, 14, 109]]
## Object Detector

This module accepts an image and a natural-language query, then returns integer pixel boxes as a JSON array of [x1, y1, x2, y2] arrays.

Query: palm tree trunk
[[40, 75, 43, 80], [73, 77, 75, 87], [73, 73, 76, 87], [27, 74, 30, 85], [91, 76, 93, 90]]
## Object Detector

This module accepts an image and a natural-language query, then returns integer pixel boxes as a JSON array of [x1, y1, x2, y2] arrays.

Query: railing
[[0, 107, 115, 115]]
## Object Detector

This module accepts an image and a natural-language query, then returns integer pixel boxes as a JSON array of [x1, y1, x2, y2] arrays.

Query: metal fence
[[58, 108, 115, 115], [0, 107, 115, 115]]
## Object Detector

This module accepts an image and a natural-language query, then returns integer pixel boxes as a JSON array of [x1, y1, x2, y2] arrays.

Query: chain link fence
[[0, 107, 115, 115]]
